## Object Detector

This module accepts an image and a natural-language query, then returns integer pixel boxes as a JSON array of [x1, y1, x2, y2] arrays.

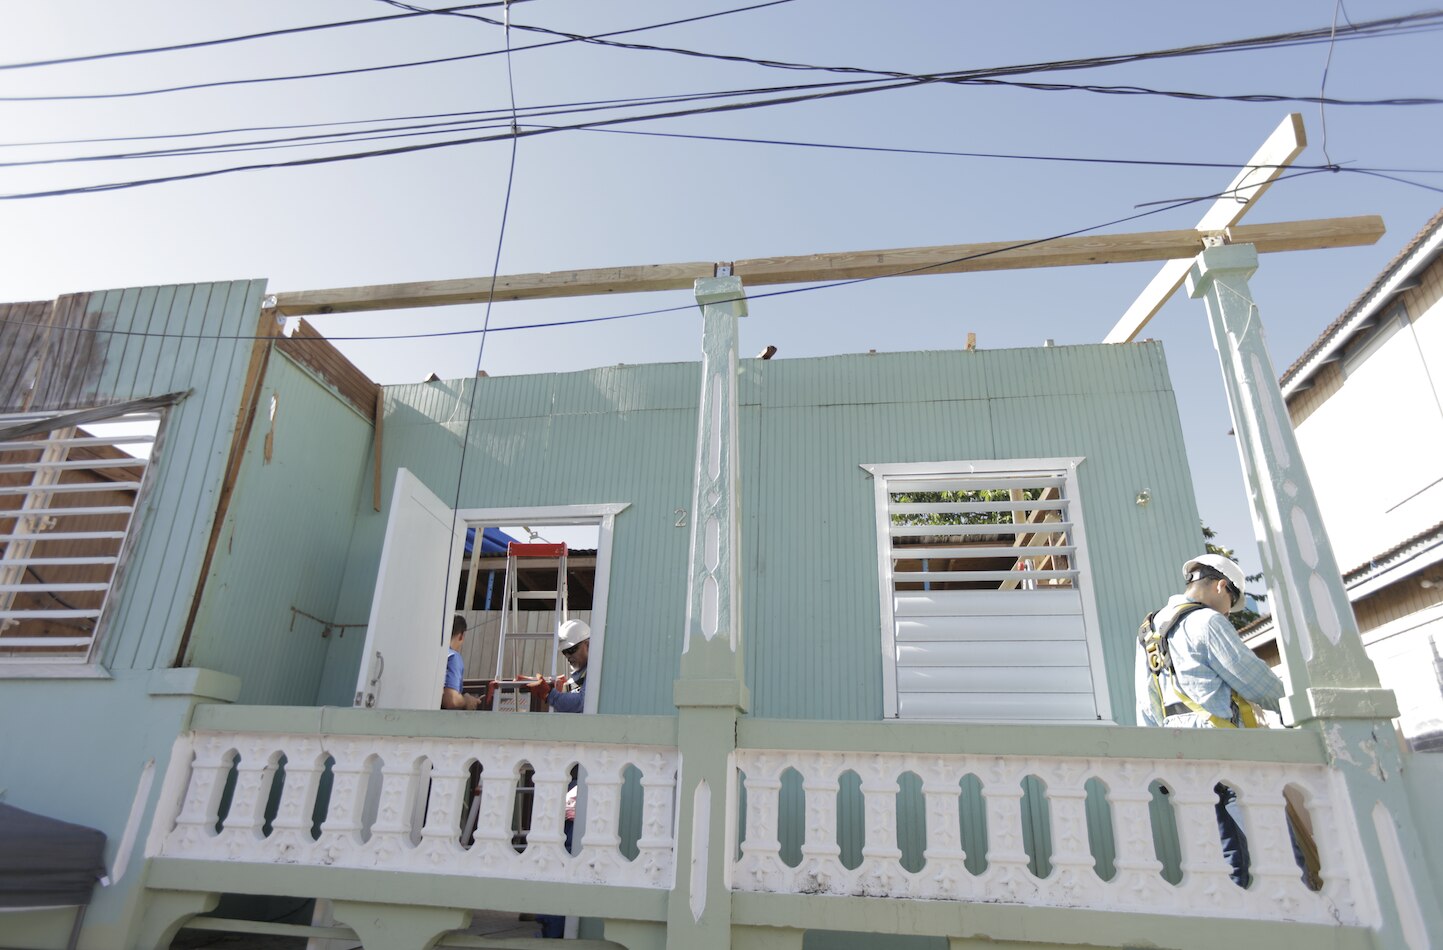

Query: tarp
[[464, 526, 515, 556], [0, 804, 106, 908]]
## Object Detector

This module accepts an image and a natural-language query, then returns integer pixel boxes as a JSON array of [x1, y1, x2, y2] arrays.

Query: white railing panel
[[733, 748, 1374, 927], [152, 731, 679, 891]]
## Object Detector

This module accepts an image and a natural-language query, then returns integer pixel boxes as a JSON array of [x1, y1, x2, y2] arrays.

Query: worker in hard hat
[[1136, 554, 1288, 888], [528, 619, 591, 938], [524, 619, 590, 713]]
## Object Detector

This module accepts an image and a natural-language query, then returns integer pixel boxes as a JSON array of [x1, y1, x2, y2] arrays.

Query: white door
[[353, 468, 467, 710]]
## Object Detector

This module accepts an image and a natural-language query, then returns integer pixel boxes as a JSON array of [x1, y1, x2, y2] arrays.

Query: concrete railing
[[147, 706, 680, 891], [732, 720, 1377, 928]]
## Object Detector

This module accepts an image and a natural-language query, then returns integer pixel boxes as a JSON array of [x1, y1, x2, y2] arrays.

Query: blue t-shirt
[[444, 649, 464, 692]]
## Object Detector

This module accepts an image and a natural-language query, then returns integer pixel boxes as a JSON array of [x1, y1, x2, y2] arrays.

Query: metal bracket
[[1200, 228, 1234, 248], [714, 262, 733, 277]]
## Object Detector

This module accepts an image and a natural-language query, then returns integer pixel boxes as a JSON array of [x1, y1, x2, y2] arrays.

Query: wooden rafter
[[271, 214, 1384, 317]]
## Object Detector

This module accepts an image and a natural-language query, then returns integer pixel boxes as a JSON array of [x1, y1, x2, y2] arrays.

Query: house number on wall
[[675, 508, 688, 527]]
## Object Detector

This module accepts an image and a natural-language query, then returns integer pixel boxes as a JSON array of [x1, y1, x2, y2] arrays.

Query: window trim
[[453, 502, 628, 715], [860, 457, 1112, 723]]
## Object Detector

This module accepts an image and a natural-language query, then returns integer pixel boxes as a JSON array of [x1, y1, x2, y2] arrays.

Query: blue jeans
[[1215, 783, 1250, 887], [536, 819, 575, 938]]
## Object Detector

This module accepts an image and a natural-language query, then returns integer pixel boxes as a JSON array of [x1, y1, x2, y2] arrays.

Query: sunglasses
[[562, 643, 581, 657]]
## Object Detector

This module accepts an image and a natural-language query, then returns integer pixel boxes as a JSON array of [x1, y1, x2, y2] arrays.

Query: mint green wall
[[318, 363, 701, 710], [319, 342, 1199, 723], [186, 350, 374, 706], [0, 281, 264, 950]]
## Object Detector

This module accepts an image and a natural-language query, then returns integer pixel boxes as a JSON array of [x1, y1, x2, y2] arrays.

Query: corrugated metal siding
[[320, 343, 1197, 722], [6, 280, 274, 672], [188, 351, 373, 706], [320, 363, 700, 711]]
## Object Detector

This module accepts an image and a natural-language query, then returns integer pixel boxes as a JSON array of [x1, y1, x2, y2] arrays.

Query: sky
[[1, 0, 1441, 587]]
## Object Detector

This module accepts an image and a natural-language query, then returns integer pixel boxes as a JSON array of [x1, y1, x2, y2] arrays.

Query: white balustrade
[[733, 748, 1374, 926], [152, 731, 679, 890]]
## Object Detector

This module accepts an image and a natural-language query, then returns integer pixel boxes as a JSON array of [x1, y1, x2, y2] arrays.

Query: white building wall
[[1293, 259, 1443, 572]]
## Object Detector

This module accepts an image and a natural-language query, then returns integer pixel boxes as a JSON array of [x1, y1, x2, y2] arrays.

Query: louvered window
[[0, 407, 159, 665], [864, 459, 1111, 722]]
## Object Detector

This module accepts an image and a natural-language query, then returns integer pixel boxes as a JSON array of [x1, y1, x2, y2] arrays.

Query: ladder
[[490, 541, 568, 711]]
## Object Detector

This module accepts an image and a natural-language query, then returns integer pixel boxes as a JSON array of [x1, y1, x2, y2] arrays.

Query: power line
[[5, 8, 1439, 104], [0, 2, 523, 71], [0, 0, 801, 103]]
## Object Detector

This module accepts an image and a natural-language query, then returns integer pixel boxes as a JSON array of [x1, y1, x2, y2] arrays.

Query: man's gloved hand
[[523, 675, 552, 700], [553, 674, 568, 694]]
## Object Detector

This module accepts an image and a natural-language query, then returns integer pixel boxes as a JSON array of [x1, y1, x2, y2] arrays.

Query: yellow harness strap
[[1145, 602, 1262, 729]]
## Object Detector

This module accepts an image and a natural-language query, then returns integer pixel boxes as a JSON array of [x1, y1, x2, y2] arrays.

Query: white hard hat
[[558, 619, 591, 651], [1182, 554, 1247, 611]]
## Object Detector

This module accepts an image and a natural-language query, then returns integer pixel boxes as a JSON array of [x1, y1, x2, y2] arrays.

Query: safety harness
[[1139, 603, 1260, 729]]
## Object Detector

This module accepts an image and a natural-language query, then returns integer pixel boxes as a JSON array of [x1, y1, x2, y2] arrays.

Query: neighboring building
[[0, 264, 1438, 950], [1244, 209, 1443, 752]]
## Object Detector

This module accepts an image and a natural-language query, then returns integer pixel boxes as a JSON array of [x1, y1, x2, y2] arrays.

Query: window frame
[[860, 456, 1112, 723], [0, 406, 165, 678], [452, 502, 628, 715]]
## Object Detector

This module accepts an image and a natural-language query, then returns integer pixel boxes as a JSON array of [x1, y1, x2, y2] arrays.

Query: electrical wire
[[0, 0, 801, 103], [0, 2, 526, 71], [439, 0, 524, 646], [5, 8, 1439, 104], [555, 124, 1443, 175]]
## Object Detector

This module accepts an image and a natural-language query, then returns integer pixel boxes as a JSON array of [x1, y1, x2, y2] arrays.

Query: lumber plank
[[1104, 113, 1308, 344], [272, 214, 1384, 316]]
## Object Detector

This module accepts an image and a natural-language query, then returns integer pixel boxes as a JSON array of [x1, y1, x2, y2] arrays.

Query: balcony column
[[665, 275, 750, 950], [1187, 242, 1441, 947]]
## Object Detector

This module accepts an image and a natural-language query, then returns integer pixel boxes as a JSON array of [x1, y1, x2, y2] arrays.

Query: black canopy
[[0, 804, 106, 908]]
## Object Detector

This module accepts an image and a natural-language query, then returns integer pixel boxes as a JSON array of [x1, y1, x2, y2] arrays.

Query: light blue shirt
[[444, 649, 464, 692], [1136, 594, 1285, 727]]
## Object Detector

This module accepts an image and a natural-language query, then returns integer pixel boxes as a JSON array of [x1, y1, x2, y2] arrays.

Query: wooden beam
[[1104, 114, 1307, 344], [272, 213, 1383, 317]]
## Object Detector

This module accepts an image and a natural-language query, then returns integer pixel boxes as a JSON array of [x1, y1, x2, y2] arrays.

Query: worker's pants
[[1215, 783, 1250, 886]]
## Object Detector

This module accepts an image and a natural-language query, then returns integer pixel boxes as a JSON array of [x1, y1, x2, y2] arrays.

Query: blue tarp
[[465, 526, 516, 556]]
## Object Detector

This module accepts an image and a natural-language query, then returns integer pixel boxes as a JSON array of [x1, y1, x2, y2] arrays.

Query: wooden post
[[1187, 243, 1442, 948]]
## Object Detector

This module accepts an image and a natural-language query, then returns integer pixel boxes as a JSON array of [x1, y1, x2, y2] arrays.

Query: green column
[[664, 276, 750, 950], [1188, 243, 1441, 947]]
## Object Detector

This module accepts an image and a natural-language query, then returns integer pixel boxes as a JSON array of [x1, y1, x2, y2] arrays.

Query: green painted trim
[[736, 719, 1328, 764], [188, 704, 678, 746], [184, 916, 354, 939], [148, 667, 241, 702], [674, 678, 750, 709], [146, 858, 669, 921], [1304, 687, 1401, 720], [731, 892, 1376, 950]]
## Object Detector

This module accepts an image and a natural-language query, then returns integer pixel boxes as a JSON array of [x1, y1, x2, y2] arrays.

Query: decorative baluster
[[979, 756, 1036, 904], [1167, 764, 1235, 912], [794, 754, 846, 895], [735, 752, 786, 893], [575, 748, 624, 883], [366, 750, 424, 868], [1042, 759, 1102, 908], [917, 756, 971, 902], [314, 741, 371, 867], [1102, 761, 1170, 910], [635, 752, 678, 887], [1304, 773, 1368, 926], [856, 755, 906, 898], [471, 749, 521, 868], [524, 747, 572, 878], [415, 742, 469, 868], [1232, 767, 1311, 919], [265, 737, 325, 863], [162, 735, 235, 857], [215, 737, 278, 862]]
